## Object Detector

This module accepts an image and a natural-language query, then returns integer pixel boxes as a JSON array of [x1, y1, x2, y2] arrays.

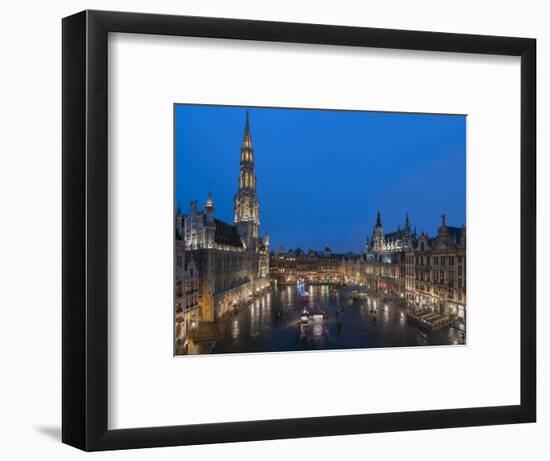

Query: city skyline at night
[[174, 104, 466, 253], [174, 104, 467, 355]]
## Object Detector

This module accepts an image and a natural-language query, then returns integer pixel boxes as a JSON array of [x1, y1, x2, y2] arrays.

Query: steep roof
[[384, 230, 405, 241], [214, 219, 244, 248]]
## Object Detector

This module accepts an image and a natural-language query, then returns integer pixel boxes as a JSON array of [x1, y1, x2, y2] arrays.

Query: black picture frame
[[62, 10, 536, 451]]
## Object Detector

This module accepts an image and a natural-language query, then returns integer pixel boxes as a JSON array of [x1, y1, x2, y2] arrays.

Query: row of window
[[413, 285, 462, 301], [413, 255, 464, 266], [215, 257, 250, 271], [241, 148, 253, 162], [184, 280, 197, 294], [414, 269, 463, 284], [240, 171, 256, 189], [176, 256, 197, 278], [176, 296, 199, 311]]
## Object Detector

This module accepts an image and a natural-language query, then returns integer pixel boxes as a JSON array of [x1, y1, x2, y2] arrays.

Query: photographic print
[[174, 104, 466, 356]]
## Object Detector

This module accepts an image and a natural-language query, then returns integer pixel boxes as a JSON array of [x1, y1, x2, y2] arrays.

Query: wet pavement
[[211, 285, 465, 355]]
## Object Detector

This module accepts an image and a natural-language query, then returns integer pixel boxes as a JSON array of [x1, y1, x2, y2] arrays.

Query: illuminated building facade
[[340, 253, 367, 285], [269, 246, 365, 285], [365, 212, 415, 296], [409, 215, 467, 320], [366, 212, 467, 321], [233, 111, 260, 248], [175, 111, 270, 332], [175, 241, 200, 351]]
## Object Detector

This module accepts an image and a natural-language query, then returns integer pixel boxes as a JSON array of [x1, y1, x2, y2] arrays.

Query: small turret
[[205, 190, 215, 224], [175, 201, 183, 238], [373, 211, 384, 250], [203, 192, 216, 248], [190, 200, 198, 217], [205, 190, 214, 210], [438, 213, 448, 236]]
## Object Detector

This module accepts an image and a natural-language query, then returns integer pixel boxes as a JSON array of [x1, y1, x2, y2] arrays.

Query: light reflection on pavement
[[212, 285, 465, 354]]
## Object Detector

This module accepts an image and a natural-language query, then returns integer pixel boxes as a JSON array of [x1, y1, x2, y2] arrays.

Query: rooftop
[[214, 219, 244, 248]]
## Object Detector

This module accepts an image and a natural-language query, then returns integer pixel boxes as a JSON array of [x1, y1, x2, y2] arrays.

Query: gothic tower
[[204, 191, 216, 249], [403, 213, 412, 250], [373, 211, 384, 250], [234, 110, 260, 249]]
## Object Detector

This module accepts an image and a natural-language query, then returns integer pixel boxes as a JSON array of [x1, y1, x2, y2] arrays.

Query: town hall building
[[175, 111, 270, 341]]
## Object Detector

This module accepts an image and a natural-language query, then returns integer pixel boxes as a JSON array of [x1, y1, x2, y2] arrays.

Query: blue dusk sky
[[175, 104, 466, 253]]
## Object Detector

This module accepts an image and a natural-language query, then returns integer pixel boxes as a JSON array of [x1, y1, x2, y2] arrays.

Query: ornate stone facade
[[269, 246, 365, 285], [366, 212, 466, 322], [409, 215, 466, 320], [340, 253, 367, 285], [365, 212, 415, 296], [175, 111, 270, 334], [175, 242, 199, 351]]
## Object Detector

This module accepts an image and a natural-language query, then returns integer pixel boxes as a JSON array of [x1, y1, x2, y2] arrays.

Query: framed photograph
[[62, 10, 536, 451]]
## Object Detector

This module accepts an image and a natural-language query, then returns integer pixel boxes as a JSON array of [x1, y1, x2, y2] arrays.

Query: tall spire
[[373, 210, 384, 246], [205, 189, 214, 210], [237, 109, 255, 189], [245, 109, 250, 135], [241, 109, 252, 152], [234, 110, 260, 241]]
